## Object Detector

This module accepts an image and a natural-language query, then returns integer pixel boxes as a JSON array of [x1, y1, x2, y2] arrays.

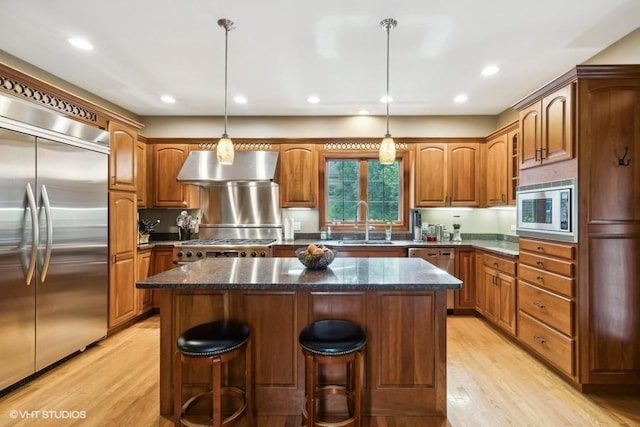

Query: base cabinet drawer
[[519, 264, 574, 298], [519, 311, 574, 377], [518, 281, 573, 336]]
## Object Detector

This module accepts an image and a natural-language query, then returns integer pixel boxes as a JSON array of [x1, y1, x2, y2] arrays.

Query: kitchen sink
[[336, 240, 394, 245]]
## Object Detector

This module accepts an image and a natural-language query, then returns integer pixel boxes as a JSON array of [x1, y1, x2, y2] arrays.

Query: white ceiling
[[1, 0, 639, 117]]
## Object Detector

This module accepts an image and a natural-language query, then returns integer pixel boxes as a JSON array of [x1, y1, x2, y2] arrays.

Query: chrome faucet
[[355, 200, 370, 241]]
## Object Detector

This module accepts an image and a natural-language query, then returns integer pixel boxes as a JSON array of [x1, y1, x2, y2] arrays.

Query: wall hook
[[617, 146, 630, 166]]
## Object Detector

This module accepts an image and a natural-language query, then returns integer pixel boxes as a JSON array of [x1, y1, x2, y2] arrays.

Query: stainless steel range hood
[[177, 150, 278, 185]]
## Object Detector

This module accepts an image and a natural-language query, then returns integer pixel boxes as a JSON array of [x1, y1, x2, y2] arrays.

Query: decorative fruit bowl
[[296, 244, 335, 270]]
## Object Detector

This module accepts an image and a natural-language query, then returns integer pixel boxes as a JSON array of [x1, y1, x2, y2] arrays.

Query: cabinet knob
[[533, 301, 546, 309], [536, 276, 544, 281], [533, 335, 547, 344]]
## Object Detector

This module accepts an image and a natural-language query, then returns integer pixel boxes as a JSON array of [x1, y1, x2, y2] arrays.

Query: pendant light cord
[[385, 23, 391, 137], [223, 23, 229, 137]]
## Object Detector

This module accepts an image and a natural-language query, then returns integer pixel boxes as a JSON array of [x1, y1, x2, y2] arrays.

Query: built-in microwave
[[516, 179, 577, 242]]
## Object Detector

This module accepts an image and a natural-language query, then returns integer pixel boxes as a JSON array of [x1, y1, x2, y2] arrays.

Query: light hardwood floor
[[0, 315, 638, 426]]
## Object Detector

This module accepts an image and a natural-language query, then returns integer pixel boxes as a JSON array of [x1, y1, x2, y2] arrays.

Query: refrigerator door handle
[[40, 184, 53, 283], [24, 182, 39, 285]]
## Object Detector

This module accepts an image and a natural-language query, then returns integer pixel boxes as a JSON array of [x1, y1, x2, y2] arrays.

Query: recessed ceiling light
[[379, 95, 393, 103], [233, 95, 247, 104], [358, 109, 370, 115], [454, 94, 468, 103], [481, 65, 500, 76], [160, 95, 176, 103], [68, 37, 94, 51], [307, 95, 320, 104]]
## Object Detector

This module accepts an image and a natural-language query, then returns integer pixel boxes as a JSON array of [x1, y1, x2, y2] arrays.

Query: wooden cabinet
[[518, 83, 574, 170], [136, 248, 153, 314], [515, 66, 640, 390], [152, 246, 175, 275], [415, 141, 481, 207], [517, 237, 576, 378], [279, 144, 318, 207], [136, 137, 149, 208], [486, 135, 508, 206], [480, 252, 517, 336], [507, 129, 519, 204], [485, 122, 518, 206], [108, 121, 137, 192], [576, 67, 640, 389], [152, 143, 199, 207], [108, 191, 137, 329], [454, 249, 476, 309], [151, 246, 176, 308]]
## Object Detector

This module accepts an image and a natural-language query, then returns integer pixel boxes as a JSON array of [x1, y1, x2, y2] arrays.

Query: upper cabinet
[[108, 121, 138, 192], [279, 144, 318, 207], [485, 122, 518, 206], [486, 135, 507, 206], [151, 143, 200, 208], [415, 141, 481, 207], [136, 136, 149, 208], [518, 83, 574, 170]]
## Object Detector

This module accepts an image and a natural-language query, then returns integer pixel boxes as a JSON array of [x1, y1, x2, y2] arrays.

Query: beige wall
[[139, 114, 498, 139], [583, 27, 640, 64]]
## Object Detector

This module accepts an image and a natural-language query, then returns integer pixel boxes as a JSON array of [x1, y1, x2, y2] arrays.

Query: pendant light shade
[[379, 18, 397, 165], [217, 18, 235, 165]]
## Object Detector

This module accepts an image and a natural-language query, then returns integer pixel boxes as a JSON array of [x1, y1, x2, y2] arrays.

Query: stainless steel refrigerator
[[0, 94, 109, 391]]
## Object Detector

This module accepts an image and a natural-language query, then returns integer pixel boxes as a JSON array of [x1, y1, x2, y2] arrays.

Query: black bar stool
[[174, 320, 253, 427], [298, 319, 366, 427]]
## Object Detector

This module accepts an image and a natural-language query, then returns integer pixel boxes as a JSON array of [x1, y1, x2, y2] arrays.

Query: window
[[319, 150, 409, 230]]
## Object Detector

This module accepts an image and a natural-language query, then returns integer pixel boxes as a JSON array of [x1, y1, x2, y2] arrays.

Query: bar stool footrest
[[180, 387, 247, 427]]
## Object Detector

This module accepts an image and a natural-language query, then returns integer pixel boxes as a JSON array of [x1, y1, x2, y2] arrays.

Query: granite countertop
[[276, 239, 519, 257], [139, 238, 519, 257], [136, 257, 462, 291]]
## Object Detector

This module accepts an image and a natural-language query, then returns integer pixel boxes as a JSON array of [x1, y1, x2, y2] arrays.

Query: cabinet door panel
[[587, 236, 640, 372], [449, 144, 480, 206], [542, 84, 573, 164], [280, 144, 317, 207], [109, 122, 137, 191], [375, 293, 436, 386], [497, 273, 516, 336], [519, 104, 541, 170], [455, 250, 476, 309], [241, 292, 298, 386], [415, 144, 447, 206], [586, 86, 640, 223], [486, 136, 507, 206]]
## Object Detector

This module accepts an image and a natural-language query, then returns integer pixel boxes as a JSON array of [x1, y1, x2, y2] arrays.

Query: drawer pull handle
[[493, 262, 499, 267], [533, 335, 547, 344], [537, 246, 544, 251], [533, 301, 546, 309], [536, 276, 544, 281], [536, 261, 543, 266]]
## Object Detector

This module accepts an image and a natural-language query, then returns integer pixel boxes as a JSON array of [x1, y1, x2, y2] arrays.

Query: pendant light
[[216, 18, 235, 165], [379, 18, 397, 165]]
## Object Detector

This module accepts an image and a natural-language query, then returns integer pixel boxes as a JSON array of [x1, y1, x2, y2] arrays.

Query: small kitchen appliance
[[452, 216, 462, 242], [410, 209, 422, 242]]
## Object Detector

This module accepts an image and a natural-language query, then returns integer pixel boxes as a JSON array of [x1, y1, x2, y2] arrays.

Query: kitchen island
[[137, 256, 462, 418]]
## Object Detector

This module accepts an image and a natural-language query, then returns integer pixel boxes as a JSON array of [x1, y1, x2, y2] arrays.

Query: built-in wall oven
[[516, 178, 577, 242]]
